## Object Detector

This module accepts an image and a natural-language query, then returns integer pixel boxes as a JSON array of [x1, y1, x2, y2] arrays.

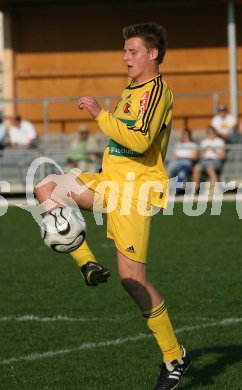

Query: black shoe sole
[[87, 269, 111, 286]]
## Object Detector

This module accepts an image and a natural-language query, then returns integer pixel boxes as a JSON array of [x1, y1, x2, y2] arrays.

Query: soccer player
[[35, 22, 191, 390]]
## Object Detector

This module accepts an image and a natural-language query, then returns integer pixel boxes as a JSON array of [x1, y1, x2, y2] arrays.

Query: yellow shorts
[[73, 170, 152, 264]]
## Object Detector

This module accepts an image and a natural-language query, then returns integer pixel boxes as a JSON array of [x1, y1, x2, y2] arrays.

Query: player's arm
[[78, 85, 172, 154], [97, 90, 172, 154], [157, 111, 172, 161]]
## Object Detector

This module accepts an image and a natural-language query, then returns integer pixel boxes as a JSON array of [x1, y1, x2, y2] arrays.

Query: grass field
[[0, 201, 242, 389]]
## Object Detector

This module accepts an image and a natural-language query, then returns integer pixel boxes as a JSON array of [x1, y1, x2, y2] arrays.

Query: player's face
[[123, 37, 157, 85]]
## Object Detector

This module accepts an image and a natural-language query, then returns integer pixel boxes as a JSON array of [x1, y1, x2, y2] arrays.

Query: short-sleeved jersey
[[201, 137, 225, 160], [9, 120, 36, 146], [174, 141, 198, 160], [95, 75, 173, 207], [211, 114, 236, 137]]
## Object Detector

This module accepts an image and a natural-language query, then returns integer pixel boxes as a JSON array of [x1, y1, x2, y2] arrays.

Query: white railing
[[1, 90, 242, 194]]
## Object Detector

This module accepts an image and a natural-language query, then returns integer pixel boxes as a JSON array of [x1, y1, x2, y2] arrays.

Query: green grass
[[0, 202, 242, 389]]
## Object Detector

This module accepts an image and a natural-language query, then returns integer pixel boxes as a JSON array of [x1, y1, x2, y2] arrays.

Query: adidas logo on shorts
[[125, 246, 135, 253]]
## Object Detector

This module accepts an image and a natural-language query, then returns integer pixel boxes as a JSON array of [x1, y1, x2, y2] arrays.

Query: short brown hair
[[122, 22, 167, 64]]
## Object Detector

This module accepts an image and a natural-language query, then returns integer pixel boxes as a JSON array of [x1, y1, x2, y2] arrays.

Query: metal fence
[[1, 89, 242, 151], [1, 90, 242, 194]]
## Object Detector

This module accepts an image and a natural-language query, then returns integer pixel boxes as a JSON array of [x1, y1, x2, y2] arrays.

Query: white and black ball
[[40, 207, 86, 253]]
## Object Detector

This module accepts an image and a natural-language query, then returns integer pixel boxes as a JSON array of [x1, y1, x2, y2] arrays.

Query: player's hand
[[77, 97, 102, 118]]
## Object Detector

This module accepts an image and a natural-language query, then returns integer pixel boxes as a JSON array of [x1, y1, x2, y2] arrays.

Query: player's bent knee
[[34, 178, 56, 202]]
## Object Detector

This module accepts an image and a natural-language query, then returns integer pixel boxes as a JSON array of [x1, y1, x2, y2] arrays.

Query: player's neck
[[132, 72, 160, 87]]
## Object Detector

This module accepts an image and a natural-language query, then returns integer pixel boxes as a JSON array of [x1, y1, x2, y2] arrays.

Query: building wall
[[3, 2, 242, 133]]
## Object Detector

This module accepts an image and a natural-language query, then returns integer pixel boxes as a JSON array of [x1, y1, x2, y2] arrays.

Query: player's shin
[[143, 300, 183, 362], [70, 240, 96, 267]]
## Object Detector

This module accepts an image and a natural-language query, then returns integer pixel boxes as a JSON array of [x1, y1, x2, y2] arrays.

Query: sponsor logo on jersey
[[137, 91, 150, 120], [123, 102, 131, 114]]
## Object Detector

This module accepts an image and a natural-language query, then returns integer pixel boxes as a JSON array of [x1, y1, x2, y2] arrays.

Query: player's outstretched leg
[[35, 172, 111, 287]]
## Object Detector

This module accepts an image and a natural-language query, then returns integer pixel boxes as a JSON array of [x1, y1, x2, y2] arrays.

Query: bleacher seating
[[0, 130, 242, 194]]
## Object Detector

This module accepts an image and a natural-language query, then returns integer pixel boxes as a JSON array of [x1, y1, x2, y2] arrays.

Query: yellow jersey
[[95, 74, 173, 207]]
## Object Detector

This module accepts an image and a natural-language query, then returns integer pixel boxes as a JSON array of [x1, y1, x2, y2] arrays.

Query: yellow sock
[[143, 301, 182, 362], [70, 240, 96, 267]]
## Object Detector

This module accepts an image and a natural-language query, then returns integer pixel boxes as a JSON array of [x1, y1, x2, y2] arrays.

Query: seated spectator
[[0, 116, 9, 150], [211, 104, 236, 143], [67, 124, 102, 173], [192, 126, 226, 192], [9, 114, 38, 149], [166, 129, 199, 187]]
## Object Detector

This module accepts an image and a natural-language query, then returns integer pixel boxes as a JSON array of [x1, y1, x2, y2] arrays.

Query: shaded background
[[1, 0, 242, 131]]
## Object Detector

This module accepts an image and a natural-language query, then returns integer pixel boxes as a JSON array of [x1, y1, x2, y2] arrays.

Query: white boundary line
[[0, 315, 122, 323], [0, 317, 241, 365]]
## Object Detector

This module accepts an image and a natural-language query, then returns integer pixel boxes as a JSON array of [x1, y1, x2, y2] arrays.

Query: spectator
[[166, 129, 199, 187], [192, 126, 226, 192], [9, 114, 38, 149], [67, 124, 102, 172], [0, 116, 8, 150], [211, 103, 236, 143]]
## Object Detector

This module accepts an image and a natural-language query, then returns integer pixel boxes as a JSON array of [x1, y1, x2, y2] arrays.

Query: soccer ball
[[40, 206, 86, 253]]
